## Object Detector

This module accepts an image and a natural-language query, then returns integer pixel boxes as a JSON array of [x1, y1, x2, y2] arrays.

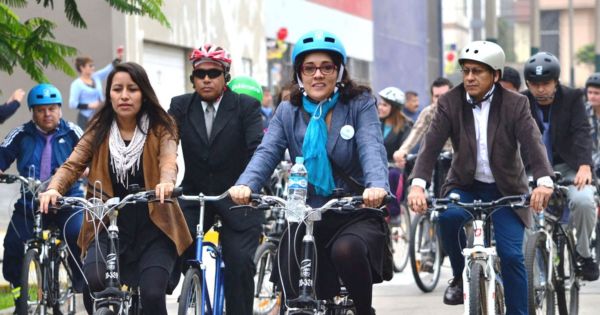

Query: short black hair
[[430, 77, 453, 95], [502, 66, 522, 90], [405, 91, 418, 99]]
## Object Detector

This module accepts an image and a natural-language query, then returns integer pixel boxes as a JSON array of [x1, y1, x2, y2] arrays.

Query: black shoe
[[580, 256, 600, 281], [443, 277, 464, 305], [13, 297, 25, 315]]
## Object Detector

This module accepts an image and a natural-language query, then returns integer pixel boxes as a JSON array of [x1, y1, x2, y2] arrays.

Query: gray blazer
[[236, 92, 389, 207], [409, 83, 554, 227]]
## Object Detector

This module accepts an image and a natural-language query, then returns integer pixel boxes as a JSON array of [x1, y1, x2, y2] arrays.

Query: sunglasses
[[301, 63, 337, 76], [193, 69, 224, 79]]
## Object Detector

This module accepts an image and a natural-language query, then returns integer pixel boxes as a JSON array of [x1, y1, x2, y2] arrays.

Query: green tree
[[576, 44, 595, 65], [0, 0, 169, 88]]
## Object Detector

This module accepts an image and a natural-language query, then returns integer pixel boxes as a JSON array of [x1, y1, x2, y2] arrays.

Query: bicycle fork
[[462, 219, 499, 315]]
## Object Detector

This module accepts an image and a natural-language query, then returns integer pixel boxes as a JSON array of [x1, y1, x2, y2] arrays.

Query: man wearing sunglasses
[[168, 44, 264, 315], [407, 41, 554, 314]]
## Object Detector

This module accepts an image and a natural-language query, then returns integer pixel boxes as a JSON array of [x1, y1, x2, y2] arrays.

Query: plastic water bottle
[[286, 156, 308, 222]]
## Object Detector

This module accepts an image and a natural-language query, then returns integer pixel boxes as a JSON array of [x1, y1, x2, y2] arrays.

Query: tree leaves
[[1, 0, 169, 92]]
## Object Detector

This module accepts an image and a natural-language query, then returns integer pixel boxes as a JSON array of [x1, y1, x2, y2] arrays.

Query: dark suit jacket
[[409, 83, 553, 226], [523, 85, 593, 170], [169, 89, 264, 231]]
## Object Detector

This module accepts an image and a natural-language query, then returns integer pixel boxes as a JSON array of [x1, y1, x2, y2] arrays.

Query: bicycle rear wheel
[[392, 203, 411, 273], [468, 262, 486, 315], [525, 232, 556, 315], [94, 307, 115, 315], [253, 241, 281, 315], [19, 249, 44, 314], [555, 234, 579, 315], [179, 268, 205, 315], [53, 247, 76, 315], [409, 213, 442, 292]]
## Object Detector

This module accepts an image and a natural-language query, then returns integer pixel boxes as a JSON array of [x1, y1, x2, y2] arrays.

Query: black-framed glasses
[[301, 63, 337, 76], [193, 69, 224, 79], [459, 67, 487, 76]]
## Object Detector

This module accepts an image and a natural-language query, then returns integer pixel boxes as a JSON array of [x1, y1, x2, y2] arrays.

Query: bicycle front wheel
[[409, 213, 442, 292], [19, 249, 44, 314], [391, 203, 411, 273], [253, 241, 281, 315], [555, 234, 579, 315], [525, 231, 556, 315], [468, 262, 486, 315], [179, 268, 205, 315], [53, 247, 76, 315]]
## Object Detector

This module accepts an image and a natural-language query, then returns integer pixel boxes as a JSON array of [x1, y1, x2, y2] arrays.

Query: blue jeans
[[438, 181, 527, 315], [2, 206, 84, 291]]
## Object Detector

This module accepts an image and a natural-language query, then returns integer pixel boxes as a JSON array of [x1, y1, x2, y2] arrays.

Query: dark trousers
[[180, 199, 261, 315], [387, 167, 404, 217], [2, 207, 83, 291], [438, 181, 527, 315]]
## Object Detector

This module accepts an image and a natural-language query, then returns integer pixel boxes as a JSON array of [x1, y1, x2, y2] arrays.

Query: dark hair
[[405, 91, 418, 99], [430, 77, 453, 95], [385, 106, 409, 134], [289, 50, 371, 106], [75, 56, 93, 73], [501, 66, 522, 90], [86, 62, 177, 149]]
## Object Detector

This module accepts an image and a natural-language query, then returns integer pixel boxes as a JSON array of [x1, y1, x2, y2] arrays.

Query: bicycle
[[177, 192, 229, 315], [246, 193, 388, 315], [525, 177, 584, 315], [387, 162, 411, 273], [407, 151, 451, 292], [53, 186, 180, 315], [429, 193, 530, 315], [0, 173, 77, 315]]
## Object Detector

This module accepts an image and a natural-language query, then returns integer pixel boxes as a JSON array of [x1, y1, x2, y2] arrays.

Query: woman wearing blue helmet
[[230, 30, 390, 315]]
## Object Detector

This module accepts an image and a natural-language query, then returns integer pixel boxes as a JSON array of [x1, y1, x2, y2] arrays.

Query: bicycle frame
[[179, 192, 229, 315]]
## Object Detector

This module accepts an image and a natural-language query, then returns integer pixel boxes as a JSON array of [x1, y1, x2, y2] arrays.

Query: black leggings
[[330, 234, 373, 315], [83, 266, 170, 315]]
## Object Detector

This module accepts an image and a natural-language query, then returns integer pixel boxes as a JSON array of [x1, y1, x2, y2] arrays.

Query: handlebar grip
[[171, 187, 183, 198], [250, 193, 262, 201]]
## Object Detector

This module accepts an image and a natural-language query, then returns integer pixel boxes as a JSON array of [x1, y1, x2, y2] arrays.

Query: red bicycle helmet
[[189, 44, 232, 70]]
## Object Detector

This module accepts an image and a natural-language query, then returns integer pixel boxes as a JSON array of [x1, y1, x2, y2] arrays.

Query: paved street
[[1, 183, 600, 314]]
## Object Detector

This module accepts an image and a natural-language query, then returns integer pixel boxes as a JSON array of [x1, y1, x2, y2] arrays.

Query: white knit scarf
[[109, 114, 149, 186]]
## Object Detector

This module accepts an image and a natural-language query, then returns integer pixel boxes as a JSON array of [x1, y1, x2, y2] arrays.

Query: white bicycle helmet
[[458, 41, 505, 75], [378, 87, 405, 108]]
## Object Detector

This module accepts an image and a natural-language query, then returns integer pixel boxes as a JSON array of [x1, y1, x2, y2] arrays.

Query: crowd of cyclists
[[0, 27, 599, 315]]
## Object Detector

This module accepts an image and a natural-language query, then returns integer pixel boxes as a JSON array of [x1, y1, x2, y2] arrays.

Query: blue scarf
[[302, 92, 339, 196]]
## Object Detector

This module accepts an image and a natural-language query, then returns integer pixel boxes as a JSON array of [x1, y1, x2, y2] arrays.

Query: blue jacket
[[236, 92, 389, 207], [0, 119, 84, 209]]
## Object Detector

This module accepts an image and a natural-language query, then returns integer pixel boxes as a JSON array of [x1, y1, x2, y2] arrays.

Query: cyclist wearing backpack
[[0, 83, 84, 312]]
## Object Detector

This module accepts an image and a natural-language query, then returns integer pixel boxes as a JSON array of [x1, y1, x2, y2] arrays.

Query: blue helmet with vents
[[291, 30, 347, 67], [27, 83, 62, 109]]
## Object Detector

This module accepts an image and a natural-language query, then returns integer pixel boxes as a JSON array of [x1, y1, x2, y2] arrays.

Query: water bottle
[[286, 156, 308, 222]]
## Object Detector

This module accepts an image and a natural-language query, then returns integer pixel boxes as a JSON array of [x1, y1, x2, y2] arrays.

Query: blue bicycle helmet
[[291, 30, 347, 67], [27, 83, 62, 109]]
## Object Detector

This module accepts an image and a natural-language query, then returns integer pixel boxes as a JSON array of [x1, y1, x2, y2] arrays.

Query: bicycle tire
[[392, 203, 411, 273], [525, 231, 556, 315], [52, 246, 76, 315], [253, 241, 281, 315], [494, 272, 505, 315], [468, 262, 486, 315], [555, 234, 579, 315], [178, 268, 205, 315], [19, 249, 44, 314], [94, 307, 115, 315], [409, 213, 442, 292]]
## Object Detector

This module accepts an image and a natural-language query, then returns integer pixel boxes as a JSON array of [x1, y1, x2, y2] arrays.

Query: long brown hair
[[289, 50, 371, 106], [383, 104, 409, 134], [85, 62, 177, 148]]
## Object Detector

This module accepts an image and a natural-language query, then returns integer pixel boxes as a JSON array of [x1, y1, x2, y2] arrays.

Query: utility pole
[[485, 0, 497, 42], [530, 0, 540, 55], [569, 0, 575, 87]]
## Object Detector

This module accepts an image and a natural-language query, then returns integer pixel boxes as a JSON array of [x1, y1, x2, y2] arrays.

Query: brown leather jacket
[[48, 125, 193, 256]]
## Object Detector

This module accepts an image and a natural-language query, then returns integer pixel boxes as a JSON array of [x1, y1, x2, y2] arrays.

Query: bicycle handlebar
[[52, 187, 184, 211], [429, 193, 530, 210], [178, 191, 229, 202]]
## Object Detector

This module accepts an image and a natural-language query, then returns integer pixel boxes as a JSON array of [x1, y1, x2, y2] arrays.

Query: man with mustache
[[523, 52, 598, 281]]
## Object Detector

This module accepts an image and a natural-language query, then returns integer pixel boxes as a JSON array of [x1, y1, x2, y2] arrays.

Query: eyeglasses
[[193, 69, 224, 79], [460, 67, 487, 76], [301, 63, 337, 76]]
